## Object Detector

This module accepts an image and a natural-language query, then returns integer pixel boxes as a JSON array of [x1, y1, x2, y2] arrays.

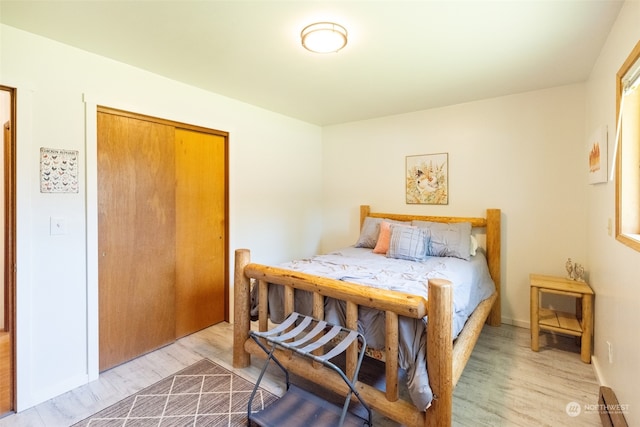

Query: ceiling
[[0, 1, 624, 126]]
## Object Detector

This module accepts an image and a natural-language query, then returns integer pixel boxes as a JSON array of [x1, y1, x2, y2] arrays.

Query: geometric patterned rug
[[71, 359, 279, 427]]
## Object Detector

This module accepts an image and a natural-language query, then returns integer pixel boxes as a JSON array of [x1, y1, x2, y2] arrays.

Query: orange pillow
[[374, 222, 417, 254], [373, 222, 392, 254]]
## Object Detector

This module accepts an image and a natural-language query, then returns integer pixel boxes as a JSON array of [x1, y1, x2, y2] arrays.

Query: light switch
[[50, 217, 67, 235]]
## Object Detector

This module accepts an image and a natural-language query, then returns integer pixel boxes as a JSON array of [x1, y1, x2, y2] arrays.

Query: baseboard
[[500, 317, 529, 329], [599, 386, 629, 427], [591, 355, 605, 385], [21, 372, 89, 413]]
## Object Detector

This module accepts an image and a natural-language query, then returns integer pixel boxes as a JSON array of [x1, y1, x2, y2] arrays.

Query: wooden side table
[[530, 274, 594, 363]]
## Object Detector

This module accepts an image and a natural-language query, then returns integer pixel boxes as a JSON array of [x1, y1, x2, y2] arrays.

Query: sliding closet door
[[97, 112, 176, 371], [175, 129, 226, 337]]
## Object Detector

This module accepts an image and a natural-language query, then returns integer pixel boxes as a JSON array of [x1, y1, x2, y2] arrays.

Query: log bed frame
[[233, 205, 501, 427]]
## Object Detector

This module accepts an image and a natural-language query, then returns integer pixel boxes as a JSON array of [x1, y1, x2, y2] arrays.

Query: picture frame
[[40, 147, 79, 193], [406, 153, 448, 204], [588, 125, 608, 185]]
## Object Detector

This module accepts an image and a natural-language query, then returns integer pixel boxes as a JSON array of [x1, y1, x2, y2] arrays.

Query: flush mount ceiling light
[[301, 22, 348, 53]]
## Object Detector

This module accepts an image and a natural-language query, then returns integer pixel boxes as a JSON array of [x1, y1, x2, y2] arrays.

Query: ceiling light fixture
[[301, 22, 348, 54]]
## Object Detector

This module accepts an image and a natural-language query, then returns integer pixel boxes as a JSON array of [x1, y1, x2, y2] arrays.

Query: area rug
[[72, 359, 278, 427]]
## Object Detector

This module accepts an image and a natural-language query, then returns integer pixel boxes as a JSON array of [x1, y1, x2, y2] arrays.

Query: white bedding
[[257, 246, 496, 410]]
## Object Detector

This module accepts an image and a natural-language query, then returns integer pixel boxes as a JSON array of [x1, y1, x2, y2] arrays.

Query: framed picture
[[406, 153, 448, 204], [588, 125, 608, 184], [40, 147, 79, 193]]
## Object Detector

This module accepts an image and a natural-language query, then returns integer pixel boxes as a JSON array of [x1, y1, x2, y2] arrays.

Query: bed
[[233, 205, 501, 427]]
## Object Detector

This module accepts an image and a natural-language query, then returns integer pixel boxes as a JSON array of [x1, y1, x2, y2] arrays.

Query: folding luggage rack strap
[[247, 312, 373, 427]]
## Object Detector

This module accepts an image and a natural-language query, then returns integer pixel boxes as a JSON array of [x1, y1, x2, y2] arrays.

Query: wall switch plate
[[50, 217, 67, 235], [607, 341, 613, 364]]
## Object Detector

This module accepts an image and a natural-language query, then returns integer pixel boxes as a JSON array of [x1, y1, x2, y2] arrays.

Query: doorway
[[0, 86, 16, 416]]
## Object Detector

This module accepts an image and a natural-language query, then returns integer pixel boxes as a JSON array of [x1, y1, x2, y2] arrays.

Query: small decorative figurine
[[574, 263, 585, 282], [565, 257, 586, 281], [565, 258, 574, 280]]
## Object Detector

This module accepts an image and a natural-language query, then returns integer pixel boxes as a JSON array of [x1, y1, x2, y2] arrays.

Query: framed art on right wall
[[588, 125, 608, 184]]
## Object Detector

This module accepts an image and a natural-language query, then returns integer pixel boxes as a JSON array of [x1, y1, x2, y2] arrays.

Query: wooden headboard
[[359, 205, 501, 326]]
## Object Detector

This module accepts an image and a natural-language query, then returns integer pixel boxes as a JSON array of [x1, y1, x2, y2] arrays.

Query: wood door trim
[[97, 106, 229, 138], [1, 85, 16, 414]]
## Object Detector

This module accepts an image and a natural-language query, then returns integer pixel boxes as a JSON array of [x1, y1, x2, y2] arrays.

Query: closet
[[97, 108, 227, 371]]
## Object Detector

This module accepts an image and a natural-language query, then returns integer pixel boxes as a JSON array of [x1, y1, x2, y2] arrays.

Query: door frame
[[1, 85, 17, 415], [84, 95, 229, 380]]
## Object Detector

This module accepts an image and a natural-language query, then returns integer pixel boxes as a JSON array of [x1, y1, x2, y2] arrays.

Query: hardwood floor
[[0, 322, 601, 426]]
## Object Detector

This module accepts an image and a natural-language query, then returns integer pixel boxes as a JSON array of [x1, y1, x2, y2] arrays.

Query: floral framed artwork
[[406, 153, 448, 204]]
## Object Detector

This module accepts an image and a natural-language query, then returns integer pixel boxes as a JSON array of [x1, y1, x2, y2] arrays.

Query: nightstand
[[530, 274, 594, 363]]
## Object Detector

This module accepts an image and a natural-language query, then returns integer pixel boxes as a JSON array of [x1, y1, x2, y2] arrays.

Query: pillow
[[387, 224, 429, 261], [469, 235, 479, 256], [412, 220, 472, 260], [356, 217, 410, 248], [355, 217, 383, 248], [373, 221, 393, 254]]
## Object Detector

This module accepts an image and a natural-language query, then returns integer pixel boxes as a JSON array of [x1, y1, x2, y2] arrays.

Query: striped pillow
[[412, 220, 472, 260], [387, 224, 429, 261]]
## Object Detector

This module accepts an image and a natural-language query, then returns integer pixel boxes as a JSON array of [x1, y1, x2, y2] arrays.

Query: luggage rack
[[247, 312, 372, 427]]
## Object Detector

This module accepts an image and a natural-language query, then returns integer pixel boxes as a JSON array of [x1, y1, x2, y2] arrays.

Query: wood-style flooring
[[0, 323, 601, 426]]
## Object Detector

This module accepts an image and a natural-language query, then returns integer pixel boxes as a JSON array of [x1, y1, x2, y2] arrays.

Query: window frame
[[615, 40, 640, 251]]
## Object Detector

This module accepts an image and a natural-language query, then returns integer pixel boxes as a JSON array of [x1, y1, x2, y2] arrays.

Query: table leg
[[530, 286, 539, 351], [575, 296, 583, 346], [581, 294, 593, 363]]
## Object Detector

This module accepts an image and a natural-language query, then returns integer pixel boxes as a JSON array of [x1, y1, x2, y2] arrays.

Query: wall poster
[[40, 147, 79, 193]]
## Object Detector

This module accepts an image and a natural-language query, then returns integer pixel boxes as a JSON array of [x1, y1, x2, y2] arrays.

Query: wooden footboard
[[233, 206, 501, 427]]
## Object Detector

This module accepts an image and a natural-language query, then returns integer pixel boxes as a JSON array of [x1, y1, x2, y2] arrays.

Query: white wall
[[4, 5, 638, 421], [585, 1, 640, 425], [1, 24, 323, 410], [321, 85, 589, 326]]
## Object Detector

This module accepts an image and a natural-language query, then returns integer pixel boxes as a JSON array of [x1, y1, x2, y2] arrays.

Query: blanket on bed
[[252, 246, 495, 411]]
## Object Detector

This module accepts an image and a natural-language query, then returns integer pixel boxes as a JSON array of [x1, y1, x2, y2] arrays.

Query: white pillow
[[470, 235, 479, 256]]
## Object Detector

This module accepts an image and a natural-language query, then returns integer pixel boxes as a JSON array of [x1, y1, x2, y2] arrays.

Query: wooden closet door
[[97, 112, 176, 371], [175, 129, 226, 337]]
